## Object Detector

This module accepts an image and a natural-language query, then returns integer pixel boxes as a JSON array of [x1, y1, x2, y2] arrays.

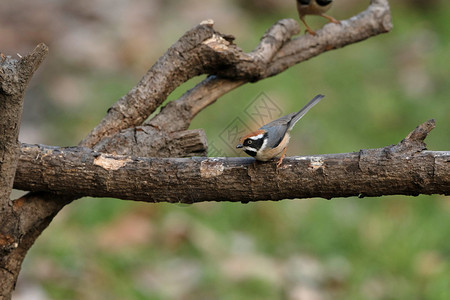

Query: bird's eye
[[247, 140, 252, 144]]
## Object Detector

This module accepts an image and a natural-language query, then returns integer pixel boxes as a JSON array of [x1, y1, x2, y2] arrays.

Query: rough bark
[[0, 44, 48, 300], [14, 120, 449, 202], [93, 129, 208, 157], [79, 22, 236, 148]]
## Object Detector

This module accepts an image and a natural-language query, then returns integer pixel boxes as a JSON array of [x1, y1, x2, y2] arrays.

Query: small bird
[[237, 94, 324, 167], [296, 0, 340, 35]]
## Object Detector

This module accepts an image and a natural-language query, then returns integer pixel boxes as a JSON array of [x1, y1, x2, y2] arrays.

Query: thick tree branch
[[87, 18, 299, 150], [93, 129, 208, 157], [14, 121, 449, 202], [0, 44, 48, 206], [80, 22, 238, 148], [0, 43, 48, 299]]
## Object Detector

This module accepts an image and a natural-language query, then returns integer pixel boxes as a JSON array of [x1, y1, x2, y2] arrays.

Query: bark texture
[[0, 44, 48, 300], [93, 129, 208, 157], [14, 120, 449, 202]]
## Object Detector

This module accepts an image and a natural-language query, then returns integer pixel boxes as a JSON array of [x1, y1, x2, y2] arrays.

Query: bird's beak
[[236, 144, 243, 149]]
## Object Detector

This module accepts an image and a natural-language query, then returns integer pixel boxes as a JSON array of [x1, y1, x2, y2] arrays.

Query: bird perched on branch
[[237, 94, 324, 167], [296, 0, 340, 35]]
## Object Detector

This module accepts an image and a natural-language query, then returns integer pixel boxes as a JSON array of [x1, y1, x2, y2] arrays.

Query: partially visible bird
[[236, 94, 324, 167], [296, 0, 340, 35]]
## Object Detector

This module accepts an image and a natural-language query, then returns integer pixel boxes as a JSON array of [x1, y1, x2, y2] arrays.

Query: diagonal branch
[[89, 18, 300, 153], [14, 121, 449, 202], [148, 75, 245, 132], [80, 22, 235, 148], [149, 0, 392, 133], [266, 0, 392, 76]]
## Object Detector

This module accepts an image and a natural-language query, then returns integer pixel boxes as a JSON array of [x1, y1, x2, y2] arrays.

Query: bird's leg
[[320, 13, 340, 24], [276, 147, 288, 168], [300, 16, 316, 35]]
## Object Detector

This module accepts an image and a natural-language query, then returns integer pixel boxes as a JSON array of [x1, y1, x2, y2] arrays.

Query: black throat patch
[[244, 149, 257, 157], [316, 0, 332, 6]]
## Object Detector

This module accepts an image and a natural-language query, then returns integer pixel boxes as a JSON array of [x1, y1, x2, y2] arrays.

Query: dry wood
[[14, 120, 449, 202], [93, 128, 208, 157], [0, 43, 48, 300]]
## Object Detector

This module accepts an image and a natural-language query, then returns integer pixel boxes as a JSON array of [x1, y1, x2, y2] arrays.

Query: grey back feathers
[[260, 94, 324, 149]]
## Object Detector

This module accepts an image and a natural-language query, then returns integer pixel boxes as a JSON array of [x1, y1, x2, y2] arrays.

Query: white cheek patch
[[243, 146, 257, 152], [249, 134, 264, 140], [259, 137, 268, 151]]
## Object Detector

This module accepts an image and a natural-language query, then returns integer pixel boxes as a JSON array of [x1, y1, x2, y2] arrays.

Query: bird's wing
[[260, 113, 296, 148]]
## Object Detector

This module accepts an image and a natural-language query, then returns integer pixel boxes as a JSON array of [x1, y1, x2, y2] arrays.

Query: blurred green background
[[2, 0, 449, 299]]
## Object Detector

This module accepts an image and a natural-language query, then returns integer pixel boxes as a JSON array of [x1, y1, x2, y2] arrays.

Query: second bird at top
[[296, 0, 340, 35]]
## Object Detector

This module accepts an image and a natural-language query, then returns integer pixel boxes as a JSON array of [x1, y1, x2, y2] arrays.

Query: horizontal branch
[[13, 147, 450, 203], [13, 121, 449, 203]]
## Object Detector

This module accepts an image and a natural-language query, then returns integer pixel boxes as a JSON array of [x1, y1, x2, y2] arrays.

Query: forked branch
[[83, 0, 392, 151]]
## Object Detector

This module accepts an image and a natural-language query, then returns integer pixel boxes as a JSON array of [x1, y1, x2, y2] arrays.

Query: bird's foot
[[330, 18, 341, 24], [276, 148, 287, 168], [305, 28, 316, 35], [276, 157, 284, 168], [321, 14, 340, 24]]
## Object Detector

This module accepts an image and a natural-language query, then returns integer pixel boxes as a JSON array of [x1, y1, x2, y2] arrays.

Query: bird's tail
[[288, 94, 324, 130]]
